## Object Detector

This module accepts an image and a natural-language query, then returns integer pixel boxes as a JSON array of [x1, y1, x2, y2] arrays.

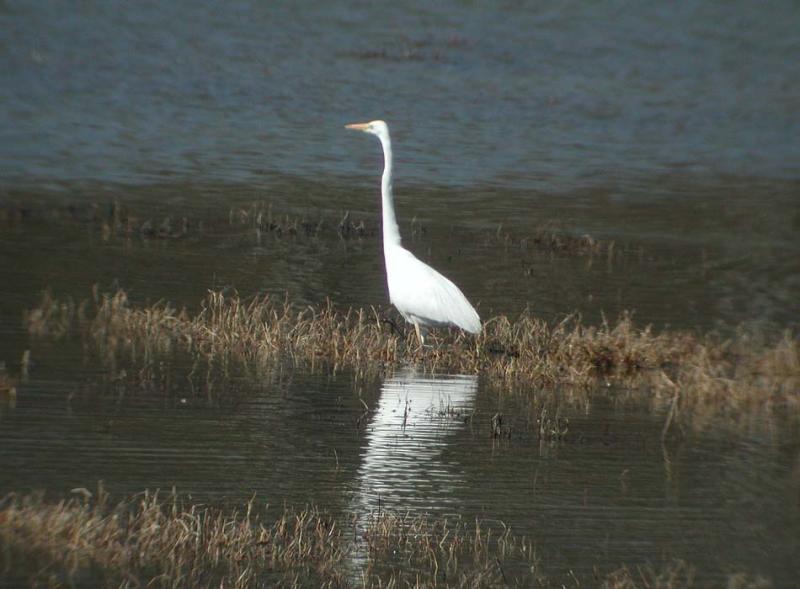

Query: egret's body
[[346, 120, 481, 342]]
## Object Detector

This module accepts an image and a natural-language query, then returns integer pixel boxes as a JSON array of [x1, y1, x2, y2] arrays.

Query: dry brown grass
[[0, 489, 540, 587], [0, 490, 766, 588], [356, 510, 538, 586], [0, 489, 346, 588], [25, 288, 800, 428]]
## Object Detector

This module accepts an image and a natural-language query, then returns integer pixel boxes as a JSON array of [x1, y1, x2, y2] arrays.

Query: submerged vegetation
[[0, 489, 763, 588], [1, 197, 617, 258], [25, 287, 799, 429]]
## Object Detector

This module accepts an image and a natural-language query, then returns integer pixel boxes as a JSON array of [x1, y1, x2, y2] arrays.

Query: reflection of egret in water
[[352, 369, 478, 515]]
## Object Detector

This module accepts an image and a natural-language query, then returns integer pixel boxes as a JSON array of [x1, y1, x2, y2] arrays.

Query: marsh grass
[[0, 489, 347, 587], [25, 288, 799, 427], [0, 490, 761, 588], [355, 510, 538, 586], [229, 200, 616, 256], [0, 489, 541, 587], [487, 220, 614, 257]]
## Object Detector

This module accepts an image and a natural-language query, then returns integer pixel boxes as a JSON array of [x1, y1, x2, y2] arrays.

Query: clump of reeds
[[356, 510, 538, 586], [230, 202, 376, 240], [0, 363, 18, 412], [25, 288, 800, 426], [24, 290, 77, 340], [599, 562, 771, 589], [0, 488, 540, 587], [0, 488, 347, 587], [490, 221, 614, 258], [0, 198, 194, 240], [658, 329, 800, 431], [4, 197, 621, 259], [229, 201, 618, 255], [23, 288, 665, 386], [0, 490, 771, 588]]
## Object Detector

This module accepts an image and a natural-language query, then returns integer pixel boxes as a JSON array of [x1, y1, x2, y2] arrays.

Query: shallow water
[[2, 356, 798, 584], [1, 0, 799, 584]]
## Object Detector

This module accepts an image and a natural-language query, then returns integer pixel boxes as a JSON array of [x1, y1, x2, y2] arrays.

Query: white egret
[[345, 120, 481, 344]]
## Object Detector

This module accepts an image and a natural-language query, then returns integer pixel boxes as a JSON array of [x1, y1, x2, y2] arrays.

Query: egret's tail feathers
[[455, 306, 481, 334]]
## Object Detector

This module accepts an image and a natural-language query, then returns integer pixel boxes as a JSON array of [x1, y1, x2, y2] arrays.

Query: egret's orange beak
[[345, 122, 369, 131]]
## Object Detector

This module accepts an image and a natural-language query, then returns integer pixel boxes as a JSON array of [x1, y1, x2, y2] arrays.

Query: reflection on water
[[348, 370, 478, 580], [354, 369, 478, 514]]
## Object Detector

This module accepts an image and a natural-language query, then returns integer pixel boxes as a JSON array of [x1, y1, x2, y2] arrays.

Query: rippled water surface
[[2, 0, 799, 186], [2, 360, 798, 584], [1, 0, 799, 584]]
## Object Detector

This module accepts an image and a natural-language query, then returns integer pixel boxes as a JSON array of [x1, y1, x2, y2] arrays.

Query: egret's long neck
[[378, 132, 401, 248]]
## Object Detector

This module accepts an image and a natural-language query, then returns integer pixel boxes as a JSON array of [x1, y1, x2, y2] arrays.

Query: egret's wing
[[386, 247, 481, 333]]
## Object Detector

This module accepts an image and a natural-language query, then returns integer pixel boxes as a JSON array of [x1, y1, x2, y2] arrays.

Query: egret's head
[[345, 120, 389, 138]]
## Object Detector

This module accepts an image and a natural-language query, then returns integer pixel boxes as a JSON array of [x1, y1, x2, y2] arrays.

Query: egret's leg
[[414, 322, 425, 347]]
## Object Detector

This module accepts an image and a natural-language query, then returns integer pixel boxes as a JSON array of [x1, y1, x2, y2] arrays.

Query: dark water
[[1, 0, 799, 585]]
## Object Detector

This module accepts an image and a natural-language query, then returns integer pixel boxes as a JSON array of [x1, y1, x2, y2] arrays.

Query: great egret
[[345, 120, 481, 344]]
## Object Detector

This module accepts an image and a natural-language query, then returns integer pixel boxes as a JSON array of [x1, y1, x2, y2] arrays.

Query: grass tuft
[[0, 490, 768, 588], [25, 288, 800, 428]]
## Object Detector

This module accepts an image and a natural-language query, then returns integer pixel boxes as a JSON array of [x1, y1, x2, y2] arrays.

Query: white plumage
[[346, 120, 481, 343]]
